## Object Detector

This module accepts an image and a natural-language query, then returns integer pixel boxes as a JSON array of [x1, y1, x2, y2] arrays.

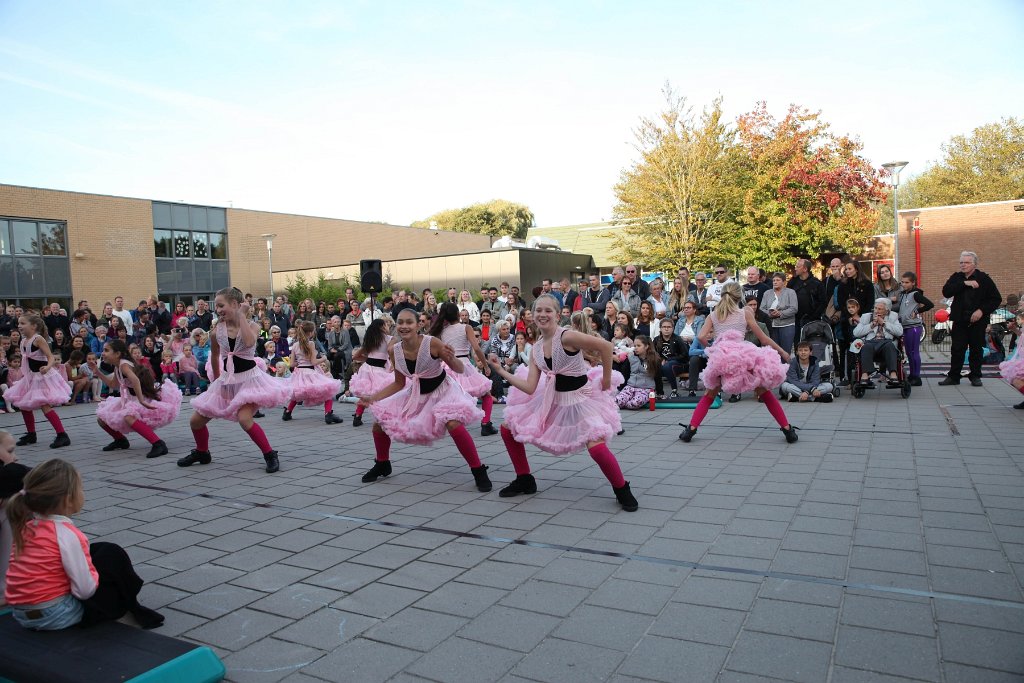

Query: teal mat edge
[[127, 647, 225, 683]]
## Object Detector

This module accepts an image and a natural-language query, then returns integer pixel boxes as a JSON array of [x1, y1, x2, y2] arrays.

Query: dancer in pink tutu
[[357, 308, 490, 491], [430, 303, 498, 436], [488, 295, 638, 511], [95, 340, 181, 458], [282, 321, 343, 424], [5, 315, 71, 449], [180, 287, 291, 473], [679, 282, 797, 443], [999, 310, 1024, 409], [349, 317, 393, 427]]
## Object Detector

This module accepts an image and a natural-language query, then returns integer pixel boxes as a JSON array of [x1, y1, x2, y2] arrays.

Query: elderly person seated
[[853, 298, 904, 385]]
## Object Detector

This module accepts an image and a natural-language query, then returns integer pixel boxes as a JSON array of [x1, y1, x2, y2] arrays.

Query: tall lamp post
[[261, 233, 277, 299], [881, 161, 908, 276]]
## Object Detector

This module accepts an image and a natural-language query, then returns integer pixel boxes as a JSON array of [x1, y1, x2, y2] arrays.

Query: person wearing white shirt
[[706, 266, 734, 310]]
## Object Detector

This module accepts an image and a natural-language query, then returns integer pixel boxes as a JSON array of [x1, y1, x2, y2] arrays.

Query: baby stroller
[[799, 320, 840, 399], [850, 335, 911, 399]]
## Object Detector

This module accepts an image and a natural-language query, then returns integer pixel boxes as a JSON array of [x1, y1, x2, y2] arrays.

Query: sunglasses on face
[[715, 270, 726, 275]]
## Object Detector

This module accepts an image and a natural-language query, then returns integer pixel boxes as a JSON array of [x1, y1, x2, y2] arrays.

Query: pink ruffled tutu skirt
[[191, 366, 292, 421], [370, 376, 484, 445], [1000, 355, 1024, 384], [4, 369, 72, 411], [288, 367, 342, 406], [97, 379, 182, 432], [503, 367, 622, 455], [349, 363, 394, 398], [702, 330, 787, 395], [447, 360, 492, 398]]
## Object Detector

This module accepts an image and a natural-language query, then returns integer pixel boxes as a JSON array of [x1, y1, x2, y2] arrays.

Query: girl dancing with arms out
[[679, 282, 796, 443], [5, 315, 71, 448], [180, 287, 292, 473], [95, 340, 181, 458], [431, 302, 499, 436], [282, 321, 343, 424], [358, 308, 490, 491], [489, 295, 638, 511]]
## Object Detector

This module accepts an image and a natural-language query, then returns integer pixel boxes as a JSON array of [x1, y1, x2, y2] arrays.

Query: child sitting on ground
[[615, 335, 662, 409], [780, 341, 834, 403], [177, 345, 201, 395]]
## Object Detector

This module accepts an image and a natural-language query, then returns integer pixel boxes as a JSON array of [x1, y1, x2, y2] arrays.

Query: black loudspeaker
[[360, 259, 383, 294]]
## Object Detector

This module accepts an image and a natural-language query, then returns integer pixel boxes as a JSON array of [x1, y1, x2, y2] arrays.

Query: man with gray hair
[[939, 251, 1002, 387]]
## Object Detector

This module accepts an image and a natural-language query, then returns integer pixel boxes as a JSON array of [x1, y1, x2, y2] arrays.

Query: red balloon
[[934, 309, 949, 323]]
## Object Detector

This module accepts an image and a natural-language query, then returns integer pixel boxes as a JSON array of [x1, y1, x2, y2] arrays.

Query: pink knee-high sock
[[22, 410, 35, 433], [130, 420, 160, 444], [99, 421, 125, 441], [481, 394, 493, 423], [449, 424, 482, 468], [324, 400, 333, 413], [243, 422, 273, 455], [500, 426, 531, 475], [759, 391, 790, 428], [355, 404, 365, 416], [689, 394, 715, 428], [372, 430, 391, 461], [287, 401, 297, 412], [588, 443, 626, 488], [43, 410, 65, 435], [192, 425, 210, 451]]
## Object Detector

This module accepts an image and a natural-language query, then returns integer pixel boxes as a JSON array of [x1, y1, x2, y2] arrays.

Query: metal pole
[[892, 187, 899, 277], [267, 245, 274, 300]]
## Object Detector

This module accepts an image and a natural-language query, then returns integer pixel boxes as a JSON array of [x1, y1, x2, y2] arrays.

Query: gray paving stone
[[171, 584, 265, 619], [938, 622, 1024, 674], [413, 581, 507, 618], [771, 549, 848, 579], [941, 663, 1024, 683], [840, 594, 936, 637], [222, 638, 325, 683], [552, 604, 653, 651], [649, 602, 745, 647], [499, 579, 590, 617], [301, 638, 421, 683], [929, 565, 1023, 600], [459, 605, 560, 652], [672, 575, 761, 611], [186, 607, 292, 652], [457, 560, 539, 590], [618, 635, 729, 683], [726, 631, 833, 683], [849, 546, 928, 575], [406, 636, 522, 683], [247, 583, 342, 619], [834, 625, 940, 680], [511, 638, 626, 683], [230, 563, 317, 592], [157, 563, 246, 593], [585, 578, 675, 615], [376, 560, 464, 592], [744, 598, 838, 642], [330, 583, 426, 619]]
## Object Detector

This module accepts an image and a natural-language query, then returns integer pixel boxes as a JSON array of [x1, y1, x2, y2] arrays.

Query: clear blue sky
[[1, 0, 1022, 227]]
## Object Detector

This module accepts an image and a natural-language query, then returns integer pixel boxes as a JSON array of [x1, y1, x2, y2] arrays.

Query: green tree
[[733, 102, 887, 270], [611, 87, 747, 272], [901, 117, 1024, 208], [411, 199, 535, 239]]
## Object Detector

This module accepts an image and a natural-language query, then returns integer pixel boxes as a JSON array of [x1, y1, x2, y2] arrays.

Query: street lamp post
[[261, 233, 277, 299], [881, 161, 909, 276]]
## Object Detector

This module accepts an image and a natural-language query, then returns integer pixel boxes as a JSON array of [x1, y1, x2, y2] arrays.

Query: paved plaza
[[5, 363, 1024, 682]]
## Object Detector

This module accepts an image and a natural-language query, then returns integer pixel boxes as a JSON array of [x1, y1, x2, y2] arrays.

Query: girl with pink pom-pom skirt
[[488, 296, 637, 512], [180, 288, 290, 474], [678, 283, 797, 445], [282, 321, 344, 424], [349, 318, 393, 427], [96, 340, 180, 459], [5, 316, 72, 449], [999, 311, 1024, 409], [433, 303, 499, 437], [358, 308, 490, 492]]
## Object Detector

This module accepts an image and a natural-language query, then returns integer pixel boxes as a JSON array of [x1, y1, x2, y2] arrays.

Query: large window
[[152, 202, 229, 299], [0, 217, 72, 308]]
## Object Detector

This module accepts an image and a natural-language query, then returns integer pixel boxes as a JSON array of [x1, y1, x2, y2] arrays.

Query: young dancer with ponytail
[[181, 287, 292, 473], [679, 282, 797, 443], [4, 315, 71, 448], [489, 294, 638, 511], [349, 317, 393, 427], [430, 302, 498, 436], [357, 308, 490, 491], [282, 321, 343, 424], [95, 340, 181, 458]]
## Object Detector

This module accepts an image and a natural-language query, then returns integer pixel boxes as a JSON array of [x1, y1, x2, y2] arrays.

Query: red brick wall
[[900, 200, 1024, 305]]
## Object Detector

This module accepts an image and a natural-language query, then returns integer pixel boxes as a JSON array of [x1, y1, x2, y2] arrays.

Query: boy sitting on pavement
[[780, 341, 834, 403]]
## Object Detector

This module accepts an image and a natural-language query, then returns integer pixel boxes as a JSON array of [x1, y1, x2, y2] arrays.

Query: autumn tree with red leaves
[[733, 102, 888, 269]]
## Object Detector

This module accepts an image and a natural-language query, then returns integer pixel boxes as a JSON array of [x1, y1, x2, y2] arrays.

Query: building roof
[[899, 198, 1024, 214], [526, 221, 622, 268]]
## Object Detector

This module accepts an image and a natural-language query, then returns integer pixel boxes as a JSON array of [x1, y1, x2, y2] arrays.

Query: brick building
[[898, 199, 1024, 304]]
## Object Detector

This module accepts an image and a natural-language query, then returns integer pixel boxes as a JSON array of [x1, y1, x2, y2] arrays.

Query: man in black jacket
[[939, 251, 1002, 387], [787, 258, 825, 344]]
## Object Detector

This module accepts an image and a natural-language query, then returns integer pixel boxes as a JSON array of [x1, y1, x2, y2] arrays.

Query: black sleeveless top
[[405, 357, 446, 394], [223, 336, 257, 373], [544, 348, 588, 392]]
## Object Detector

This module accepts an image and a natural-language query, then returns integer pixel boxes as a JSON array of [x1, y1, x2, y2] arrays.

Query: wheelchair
[[850, 336, 911, 399]]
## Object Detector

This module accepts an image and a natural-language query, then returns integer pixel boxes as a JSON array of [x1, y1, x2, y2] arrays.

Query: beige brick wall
[[900, 200, 1024, 304], [0, 184, 157, 308], [226, 209, 493, 297]]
